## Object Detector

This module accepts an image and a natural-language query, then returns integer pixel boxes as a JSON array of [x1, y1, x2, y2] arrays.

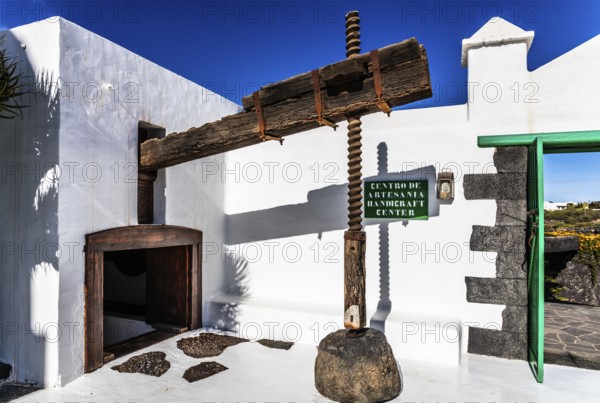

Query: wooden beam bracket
[[311, 69, 338, 130], [370, 49, 392, 116], [253, 91, 284, 145]]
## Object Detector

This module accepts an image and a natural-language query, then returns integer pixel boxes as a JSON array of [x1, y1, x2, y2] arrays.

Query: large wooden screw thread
[[346, 118, 363, 232], [343, 10, 367, 330]]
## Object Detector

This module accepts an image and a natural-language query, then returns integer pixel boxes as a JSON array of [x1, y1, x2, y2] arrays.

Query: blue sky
[[545, 153, 600, 203], [1, 0, 599, 201]]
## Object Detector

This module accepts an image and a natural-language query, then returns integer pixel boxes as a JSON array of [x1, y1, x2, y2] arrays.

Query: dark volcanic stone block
[[464, 173, 526, 200], [183, 361, 228, 383], [466, 277, 527, 305], [177, 333, 248, 358], [496, 200, 527, 226], [496, 173, 527, 199], [257, 339, 294, 350], [502, 306, 527, 333], [463, 174, 498, 200], [470, 226, 526, 255], [493, 147, 527, 173], [496, 252, 527, 279], [111, 351, 170, 377], [468, 327, 527, 360], [545, 236, 579, 253]]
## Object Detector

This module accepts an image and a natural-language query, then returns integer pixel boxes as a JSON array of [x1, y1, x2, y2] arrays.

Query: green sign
[[365, 180, 428, 219]]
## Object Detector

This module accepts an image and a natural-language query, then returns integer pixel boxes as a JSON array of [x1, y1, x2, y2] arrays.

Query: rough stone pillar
[[463, 147, 529, 359]]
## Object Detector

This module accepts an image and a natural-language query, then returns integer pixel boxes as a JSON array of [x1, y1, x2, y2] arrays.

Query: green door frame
[[478, 130, 600, 153], [478, 129, 600, 383], [527, 137, 544, 383]]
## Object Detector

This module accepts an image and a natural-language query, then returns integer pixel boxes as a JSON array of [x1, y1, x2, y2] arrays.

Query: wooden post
[[344, 231, 366, 329], [343, 10, 367, 330]]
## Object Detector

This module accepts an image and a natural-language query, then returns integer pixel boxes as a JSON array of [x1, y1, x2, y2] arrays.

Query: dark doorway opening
[[103, 249, 152, 348], [84, 225, 202, 372], [138, 122, 166, 224]]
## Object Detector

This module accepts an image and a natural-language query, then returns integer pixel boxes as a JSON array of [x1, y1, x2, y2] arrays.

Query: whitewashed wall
[[0, 20, 61, 387], [465, 18, 600, 135], [3, 16, 600, 388], [218, 105, 499, 364], [217, 18, 600, 365], [0, 18, 240, 387]]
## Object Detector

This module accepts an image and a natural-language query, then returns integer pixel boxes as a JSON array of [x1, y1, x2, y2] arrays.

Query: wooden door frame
[[84, 225, 203, 372]]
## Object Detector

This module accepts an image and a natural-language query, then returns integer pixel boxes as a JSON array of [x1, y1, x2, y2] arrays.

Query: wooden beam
[[240, 38, 423, 110], [140, 38, 432, 171], [86, 225, 203, 251]]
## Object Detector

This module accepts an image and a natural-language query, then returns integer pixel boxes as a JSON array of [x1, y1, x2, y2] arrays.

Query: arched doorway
[[84, 225, 202, 372]]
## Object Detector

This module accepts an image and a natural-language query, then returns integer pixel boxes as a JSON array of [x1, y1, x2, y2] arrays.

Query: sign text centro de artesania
[[365, 180, 428, 219]]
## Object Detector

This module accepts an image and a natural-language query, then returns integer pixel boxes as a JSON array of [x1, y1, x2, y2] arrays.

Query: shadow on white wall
[[0, 32, 61, 386], [224, 141, 456, 331]]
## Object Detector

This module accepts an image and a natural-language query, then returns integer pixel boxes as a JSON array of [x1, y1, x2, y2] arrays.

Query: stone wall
[[553, 259, 600, 306], [545, 236, 579, 253], [463, 147, 529, 360], [546, 240, 600, 306]]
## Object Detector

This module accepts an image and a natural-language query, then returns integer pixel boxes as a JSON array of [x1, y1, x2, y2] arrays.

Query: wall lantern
[[437, 172, 454, 200]]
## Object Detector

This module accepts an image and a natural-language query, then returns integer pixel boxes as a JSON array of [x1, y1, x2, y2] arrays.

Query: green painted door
[[527, 137, 545, 383]]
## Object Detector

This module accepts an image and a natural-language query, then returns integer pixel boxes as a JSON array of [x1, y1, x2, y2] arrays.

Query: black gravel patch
[[111, 351, 170, 377], [257, 339, 294, 350], [182, 361, 228, 383], [0, 384, 41, 403], [177, 333, 248, 358]]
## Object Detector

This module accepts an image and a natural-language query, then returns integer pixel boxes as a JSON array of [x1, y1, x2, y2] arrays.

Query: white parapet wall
[[216, 106, 501, 366], [0, 19, 62, 388], [216, 17, 600, 366]]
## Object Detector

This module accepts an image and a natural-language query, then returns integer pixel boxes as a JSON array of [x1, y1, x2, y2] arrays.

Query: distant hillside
[[545, 204, 600, 231]]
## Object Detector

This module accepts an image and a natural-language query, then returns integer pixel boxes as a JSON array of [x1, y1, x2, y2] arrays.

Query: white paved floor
[[13, 330, 600, 403]]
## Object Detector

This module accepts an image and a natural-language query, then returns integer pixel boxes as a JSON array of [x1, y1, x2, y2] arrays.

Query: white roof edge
[[461, 17, 534, 67], [51, 16, 242, 109], [531, 33, 600, 74]]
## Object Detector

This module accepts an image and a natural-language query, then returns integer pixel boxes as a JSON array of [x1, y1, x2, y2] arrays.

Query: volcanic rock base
[[315, 328, 401, 402]]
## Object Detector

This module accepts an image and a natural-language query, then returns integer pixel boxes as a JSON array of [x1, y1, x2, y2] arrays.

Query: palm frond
[[0, 37, 29, 119]]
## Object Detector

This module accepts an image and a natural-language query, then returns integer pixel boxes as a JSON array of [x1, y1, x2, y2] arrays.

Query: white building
[[0, 18, 240, 387], [1, 16, 600, 388], [544, 201, 576, 210]]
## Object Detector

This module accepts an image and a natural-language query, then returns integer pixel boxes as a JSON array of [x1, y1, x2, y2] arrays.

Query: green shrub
[[544, 275, 568, 302]]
